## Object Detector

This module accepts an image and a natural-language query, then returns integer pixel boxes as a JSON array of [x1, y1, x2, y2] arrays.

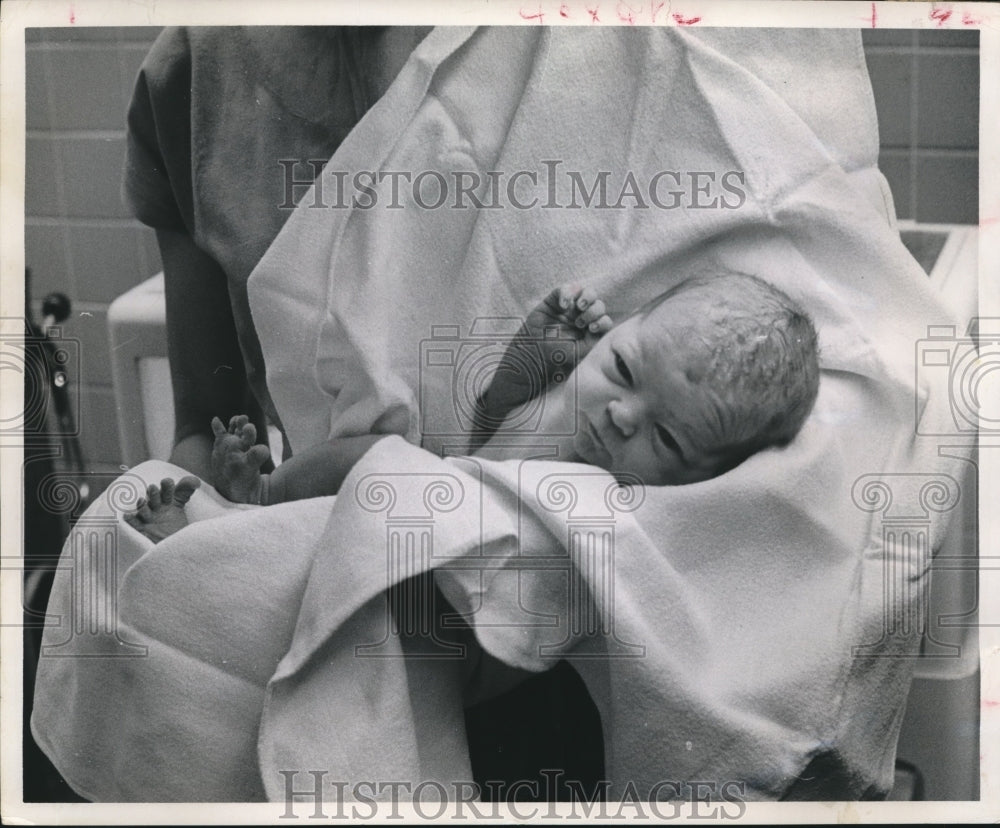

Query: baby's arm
[[211, 415, 386, 505], [470, 285, 612, 451]]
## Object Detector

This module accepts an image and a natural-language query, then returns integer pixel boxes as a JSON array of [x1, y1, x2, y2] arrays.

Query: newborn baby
[[126, 270, 819, 541], [478, 270, 820, 485]]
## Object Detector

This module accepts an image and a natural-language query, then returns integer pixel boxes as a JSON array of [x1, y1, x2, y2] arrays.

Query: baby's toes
[[223, 453, 249, 476], [229, 414, 249, 435], [146, 483, 162, 511], [124, 511, 142, 531], [173, 476, 201, 506], [211, 416, 227, 439], [160, 478, 176, 504], [134, 497, 153, 522], [247, 443, 270, 468], [239, 421, 257, 450]]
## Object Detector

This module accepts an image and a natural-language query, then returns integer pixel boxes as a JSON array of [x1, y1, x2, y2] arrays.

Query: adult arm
[[157, 228, 270, 485]]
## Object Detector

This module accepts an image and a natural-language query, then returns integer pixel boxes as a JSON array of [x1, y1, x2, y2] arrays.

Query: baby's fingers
[[573, 286, 599, 312], [575, 298, 609, 329], [584, 313, 614, 336], [544, 284, 584, 314], [541, 285, 570, 313]]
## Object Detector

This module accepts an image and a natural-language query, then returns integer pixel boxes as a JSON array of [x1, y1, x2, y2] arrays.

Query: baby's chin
[[572, 427, 613, 470]]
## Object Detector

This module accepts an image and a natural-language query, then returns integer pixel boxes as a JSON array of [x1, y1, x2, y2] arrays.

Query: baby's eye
[[655, 423, 682, 456], [614, 352, 633, 386]]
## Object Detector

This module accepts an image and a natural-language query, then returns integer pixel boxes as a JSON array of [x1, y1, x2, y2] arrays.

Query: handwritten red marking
[[962, 11, 981, 25], [617, 2, 637, 24], [650, 1, 665, 23], [519, 6, 546, 23], [673, 13, 702, 25], [560, 3, 571, 17], [930, 7, 953, 26], [587, 5, 600, 23], [870, 2, 877, 28], [980, 216, 999, 229], [984, 699, 1000, 707], [69, 4, 75, 23]]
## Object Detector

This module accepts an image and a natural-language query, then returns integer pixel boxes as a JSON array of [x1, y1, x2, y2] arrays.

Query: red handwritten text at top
[[519, 2, 686, 25], [930, 7, 953, 26]]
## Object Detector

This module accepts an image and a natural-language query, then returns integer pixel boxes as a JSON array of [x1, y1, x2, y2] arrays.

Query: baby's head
[[571, 270, 820, 485]]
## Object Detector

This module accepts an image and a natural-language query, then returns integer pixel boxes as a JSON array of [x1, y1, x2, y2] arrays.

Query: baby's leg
[[124, 476, 201, 544]]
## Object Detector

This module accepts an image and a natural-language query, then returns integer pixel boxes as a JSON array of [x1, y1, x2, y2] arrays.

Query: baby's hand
[[524, 284, 613, 350], [484, 285, 613, 419], [124, 476, 201, 544], [211, 415, 271, 504]]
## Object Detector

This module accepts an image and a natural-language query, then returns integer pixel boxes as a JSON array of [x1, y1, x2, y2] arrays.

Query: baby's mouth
[[588, 421, 606, 453], [579, 416, 612, 466]]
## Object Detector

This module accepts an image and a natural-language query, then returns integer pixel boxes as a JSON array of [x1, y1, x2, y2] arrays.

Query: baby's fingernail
[[578, 299, 589, 309], [589, 322, 600, 332], [576, 318, 587, 328], [560, 298, 570, 309]]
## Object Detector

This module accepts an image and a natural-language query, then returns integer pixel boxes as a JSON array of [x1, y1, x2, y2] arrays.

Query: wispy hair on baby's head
[[640, 268, 820, 472]]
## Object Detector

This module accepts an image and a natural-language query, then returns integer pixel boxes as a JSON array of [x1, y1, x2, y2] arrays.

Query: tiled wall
[[24, 27, 981, 471], [25, 27, 163, 473], [861, 28, 980, 223]]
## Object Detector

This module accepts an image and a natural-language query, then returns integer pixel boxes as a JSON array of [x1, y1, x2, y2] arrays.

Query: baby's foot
[[124, 476, 201, 544], [211, 415, 271, 503]]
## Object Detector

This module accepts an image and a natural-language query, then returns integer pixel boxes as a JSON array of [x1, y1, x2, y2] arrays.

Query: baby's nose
[[607, 399, 640, 438]]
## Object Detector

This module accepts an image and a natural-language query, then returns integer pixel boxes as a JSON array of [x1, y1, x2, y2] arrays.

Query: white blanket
[[33, 26, 966, 802]]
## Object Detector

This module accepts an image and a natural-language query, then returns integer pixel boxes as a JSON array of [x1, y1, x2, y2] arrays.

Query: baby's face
[[570, 292, 734, 485]]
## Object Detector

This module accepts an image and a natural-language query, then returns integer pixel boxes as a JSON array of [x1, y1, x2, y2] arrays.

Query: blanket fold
[[33, 25, 969, 802]]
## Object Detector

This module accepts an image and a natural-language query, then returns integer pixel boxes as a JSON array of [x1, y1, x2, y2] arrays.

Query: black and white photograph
[[1, 0, 997, 822]]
